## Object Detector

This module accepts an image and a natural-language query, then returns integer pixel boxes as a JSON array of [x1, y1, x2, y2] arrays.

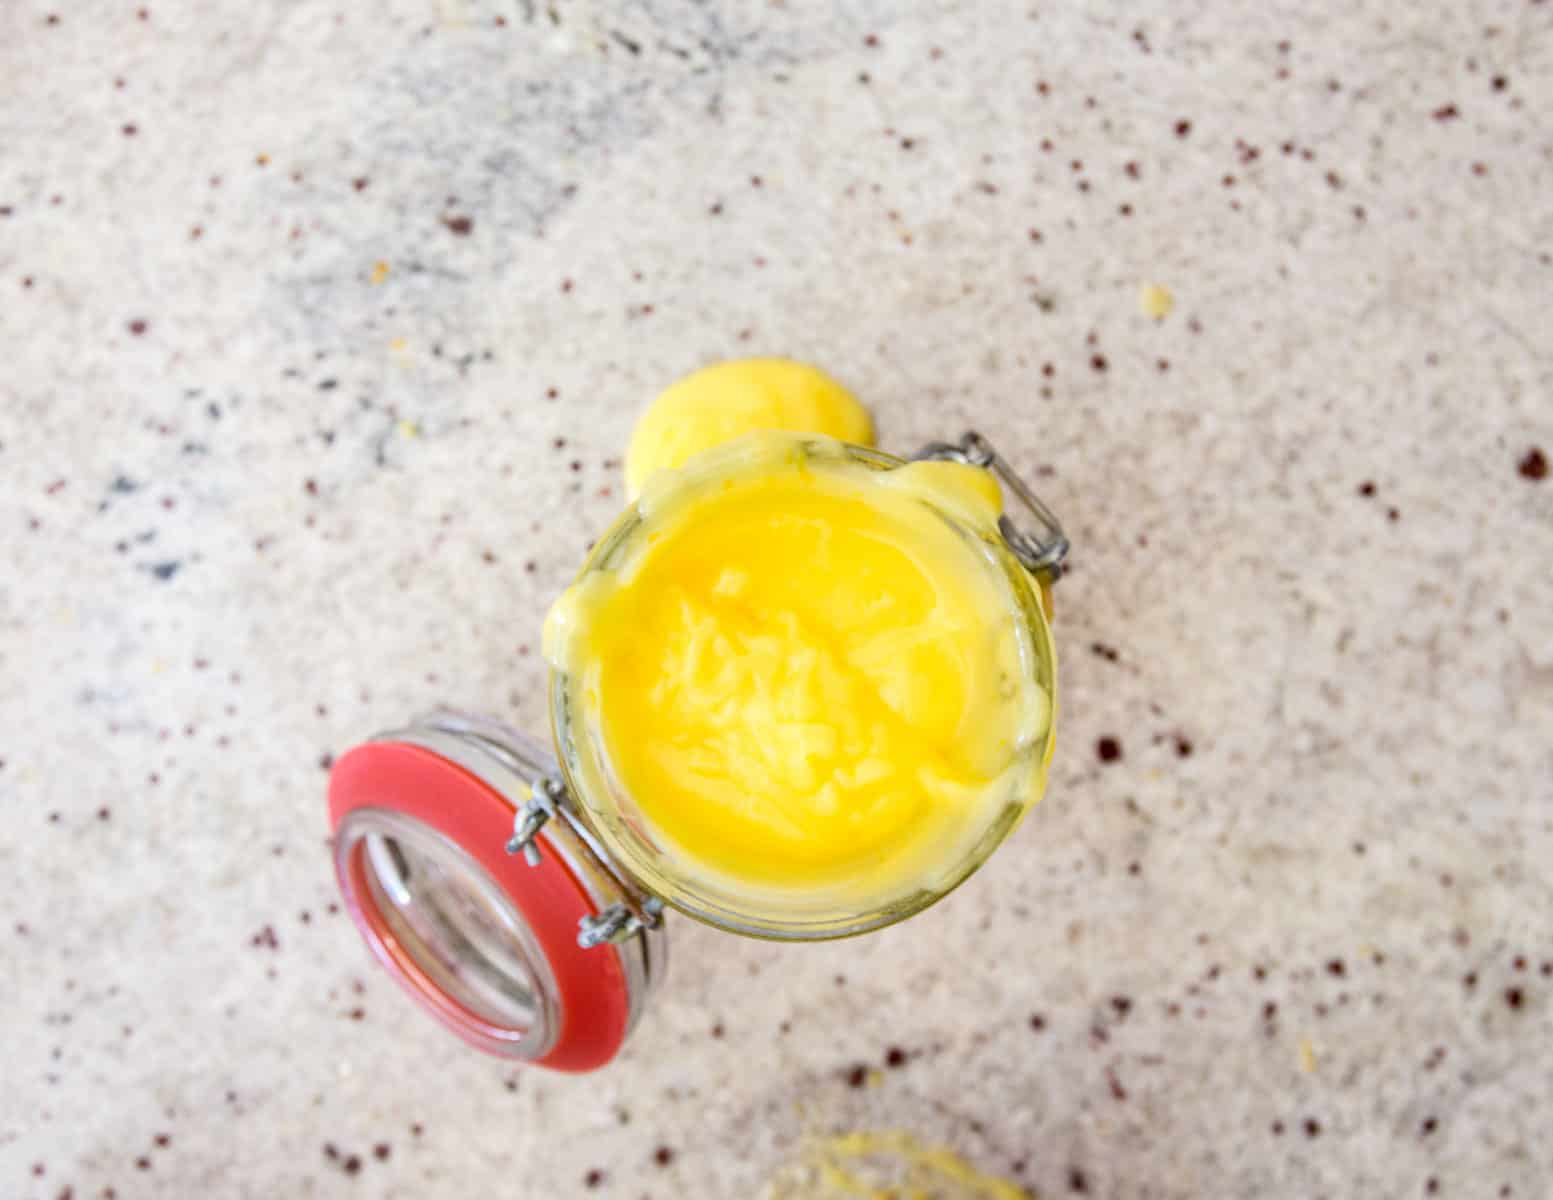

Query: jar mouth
[[547, 434, 1058, 941]]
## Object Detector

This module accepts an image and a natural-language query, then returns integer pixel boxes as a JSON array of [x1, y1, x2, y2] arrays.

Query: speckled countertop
[[4, 1, 1552, 1197]]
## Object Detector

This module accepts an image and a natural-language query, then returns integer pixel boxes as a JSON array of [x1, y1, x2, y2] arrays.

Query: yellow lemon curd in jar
[[624, 358, 873, 499], [545, 434, 1054, 913]]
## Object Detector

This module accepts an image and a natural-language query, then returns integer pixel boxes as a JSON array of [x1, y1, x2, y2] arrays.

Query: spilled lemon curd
[[624, 358, 873, 499], [546, 435, 1055, 927], [768, 1130, 1031, 1199]]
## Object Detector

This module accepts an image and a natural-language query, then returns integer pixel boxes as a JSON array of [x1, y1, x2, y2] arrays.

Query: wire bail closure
[[911, 430, 1069, 581], [505, 777, 565, 866], [503, 779, 666, 947]]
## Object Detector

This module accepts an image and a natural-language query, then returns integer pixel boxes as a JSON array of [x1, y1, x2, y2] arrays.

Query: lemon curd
[[624, 358, 873, 499], [545, 434, 1055, 934]]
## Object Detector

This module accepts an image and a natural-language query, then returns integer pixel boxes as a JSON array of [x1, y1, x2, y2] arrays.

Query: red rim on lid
[[326, 715, 664, 1072]]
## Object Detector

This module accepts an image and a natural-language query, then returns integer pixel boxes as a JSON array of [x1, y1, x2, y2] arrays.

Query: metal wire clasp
[[578, 897, 666, 948], [911, 430, 1069, 580], [504, 776, 566, 865], [503, 772, 667, 947]]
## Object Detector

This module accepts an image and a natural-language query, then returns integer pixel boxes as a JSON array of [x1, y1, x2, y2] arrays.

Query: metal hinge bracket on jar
[[505, 776, 566, 866], [503, 771, 666, 949], [911, 430, 1070, 581], [577, 896, 667, 948]]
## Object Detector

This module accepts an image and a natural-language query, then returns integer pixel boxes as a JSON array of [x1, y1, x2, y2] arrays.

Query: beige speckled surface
[[3, 1, 1552, 1197]]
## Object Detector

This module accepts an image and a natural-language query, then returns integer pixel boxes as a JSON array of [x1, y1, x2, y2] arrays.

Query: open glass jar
[[327, 431, 1067, 1071]]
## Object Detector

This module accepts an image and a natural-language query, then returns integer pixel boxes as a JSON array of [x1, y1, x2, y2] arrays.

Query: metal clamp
[[578, 897, 666, 948], [502, 771, 668, 949], [912, 430, 1069, 580], [504, 776, 566, 866]]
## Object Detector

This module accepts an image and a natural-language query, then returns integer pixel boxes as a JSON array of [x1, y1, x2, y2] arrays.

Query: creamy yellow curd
[[624, 358, 873, 498], [546, 434, 1055, 932]]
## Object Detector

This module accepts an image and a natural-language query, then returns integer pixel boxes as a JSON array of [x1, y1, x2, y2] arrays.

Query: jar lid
[[326, 712, 667, 1071]]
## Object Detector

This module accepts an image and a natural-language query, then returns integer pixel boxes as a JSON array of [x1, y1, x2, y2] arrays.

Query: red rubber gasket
[[327, 740, 630, 1071]]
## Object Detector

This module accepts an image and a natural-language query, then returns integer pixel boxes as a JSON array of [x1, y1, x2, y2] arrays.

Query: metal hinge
[[912, 430, 1069, 580], [577, 897, 666, 948], [503, 775, 566, 866], [504, 774, 666, 948]]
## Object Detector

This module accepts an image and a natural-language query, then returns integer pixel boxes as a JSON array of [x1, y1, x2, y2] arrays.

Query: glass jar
[[326, 431, 1067, 1071], [548, 435, 1059, 941]]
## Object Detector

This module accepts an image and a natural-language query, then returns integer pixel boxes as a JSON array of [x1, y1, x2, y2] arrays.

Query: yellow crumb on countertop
[[1140, 282, 1174, 320]]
